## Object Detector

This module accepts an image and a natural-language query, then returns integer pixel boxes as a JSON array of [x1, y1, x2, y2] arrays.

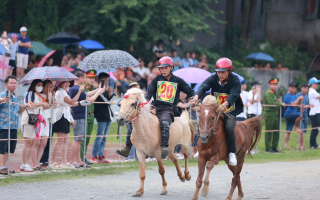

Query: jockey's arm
[[225, 79, 241, 108]]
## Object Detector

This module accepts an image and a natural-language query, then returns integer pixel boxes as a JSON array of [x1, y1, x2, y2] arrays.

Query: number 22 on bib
[[156, 81, 178, 103]]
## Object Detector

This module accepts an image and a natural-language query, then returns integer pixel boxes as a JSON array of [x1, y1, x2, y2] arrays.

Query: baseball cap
[[240, 79, 249, 85], [308, 77, 320, 86], [289, 82, 297, 87], [20, 27, 27, 32], [11, 34, 18, 39], [251, 80, 261, 87]]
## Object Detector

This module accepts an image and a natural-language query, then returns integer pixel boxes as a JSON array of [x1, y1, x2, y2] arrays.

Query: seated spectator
[[71, 57, 81, 72], [171, 49, 181, 72], [60, 55, 73, 68], [77, 53, 84, 61], [114, 68, 129, 95], [27, 51, 36, 68], [191, 52, 199, 67], [20, 79, 50, 172], [92, 73, 115, 163], [283, 82, 304, 150], [181, 51, 193, 68], [263, 62, 272, 70], [198, 55, 209, 70], [126, 67, 138, 82], [45, 58, 53, 66], [0, 76, 30, 175], [247, 81, 262, 118], [274, 62, 289, 71], [34, 55, 43, 66], [51, 80, 84, 169], [148, 66, 158, 86], [153, 39, 167, 60], [135, 60, 149, 90]]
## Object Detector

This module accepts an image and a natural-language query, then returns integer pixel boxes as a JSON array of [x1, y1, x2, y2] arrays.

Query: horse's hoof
[[185, 174, 191, 181], [180, 174, 185, 182], [200, 187, 209, 197], [236, 194, 244, 199], [192, 195, 198, 200], [160, 190, 167, 195], [132, 192, 143, 197]]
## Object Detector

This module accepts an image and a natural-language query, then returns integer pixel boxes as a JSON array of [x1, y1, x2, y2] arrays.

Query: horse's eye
[[212, 117, 215, 120], [131, 103, 135, 107]]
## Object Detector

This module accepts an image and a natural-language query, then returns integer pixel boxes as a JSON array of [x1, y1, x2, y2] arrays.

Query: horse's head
[[116, 88, 146, 126], [198, 95, 222, 144]]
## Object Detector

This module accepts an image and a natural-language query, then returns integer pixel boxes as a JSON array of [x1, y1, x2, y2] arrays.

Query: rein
[[118, 95, 149, 122], [199, 105, 222, 136]]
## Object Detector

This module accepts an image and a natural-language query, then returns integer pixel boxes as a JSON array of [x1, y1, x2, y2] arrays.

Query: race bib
[[214, 92, 235, 112], [156, 81, 178, 103]]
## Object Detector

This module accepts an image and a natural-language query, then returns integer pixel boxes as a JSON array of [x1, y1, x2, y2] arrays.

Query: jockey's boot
[[115, 123, 133, 158], [160, 121, 170, 159]]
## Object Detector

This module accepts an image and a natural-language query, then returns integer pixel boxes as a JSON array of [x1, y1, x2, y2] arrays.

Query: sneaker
[[0, 168, 8, 175], [20, 164, 34, 172], [60, 162, 75, 169], [228, 153, 237, 166], [161, 147, 169, 159], [194, 151, 199, 158], [311, 145, 320, 149], [176, 154, 184, 160], [91, 156, 101, 164], [99, 156, 110, 164], [50, 162, 61, 170], [115, 146, 131, 158]]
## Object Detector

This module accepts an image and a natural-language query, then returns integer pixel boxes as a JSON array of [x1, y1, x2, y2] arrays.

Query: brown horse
[[192, 95, 262, 200], [116, 88, 195, 197]]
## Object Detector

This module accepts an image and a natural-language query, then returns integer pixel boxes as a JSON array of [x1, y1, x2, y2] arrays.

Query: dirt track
[[1, 160, 320, 200]]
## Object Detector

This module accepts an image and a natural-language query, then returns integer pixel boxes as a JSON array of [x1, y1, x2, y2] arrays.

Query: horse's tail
[[242, 116, 263, 158], [181, 110, 195, 142]]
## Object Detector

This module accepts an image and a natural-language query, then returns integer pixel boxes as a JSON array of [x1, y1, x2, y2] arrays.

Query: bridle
[[199, 105, 222, 136], [118, 95, 149, 122]]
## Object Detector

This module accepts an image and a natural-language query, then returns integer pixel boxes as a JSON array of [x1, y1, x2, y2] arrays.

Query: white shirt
[[55, 88, 72, 122], [40, 93, 53, 120], [308, 88, 320, 116], [0, 38, 11, 50], [237, 90, 249, 118], [247, 90, 262, 115], [21, 92, 43, 125], [135, 66, 148, 78]]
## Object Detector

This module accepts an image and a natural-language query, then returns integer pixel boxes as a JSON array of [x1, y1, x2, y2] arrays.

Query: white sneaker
[[194, 151, 199, 158], [20, 164, 34, 172], [229, 153, 237, 166], [145, 158, 151, 163], [176, 154, 184, 160]]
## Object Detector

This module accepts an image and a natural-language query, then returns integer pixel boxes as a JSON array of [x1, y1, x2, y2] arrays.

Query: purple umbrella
[[18, 66, 78, 85], [173, 67, 211, 83]]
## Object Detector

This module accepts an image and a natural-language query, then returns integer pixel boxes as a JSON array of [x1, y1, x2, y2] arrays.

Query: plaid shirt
[[0, 90, 21, 129]]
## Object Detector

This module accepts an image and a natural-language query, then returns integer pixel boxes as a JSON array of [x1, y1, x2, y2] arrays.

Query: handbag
[[26, 109, 39, 125]]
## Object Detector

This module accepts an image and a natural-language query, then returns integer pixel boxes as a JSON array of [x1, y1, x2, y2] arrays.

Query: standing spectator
[[7, 34, 19, 77], [0, 76, 30, 175], [236, 80, 249, 121], [71, 57, 80, 72], [51, 80, 83, 169], [79, 70, 105, 165], [296, 84, 310, 150], [283, 82, 304, 150], [0, 31, 11, 81], [91, 73, 115, 163], [135, 60, 149, 89], [263, 78, 285, 153], [17, 27, 31, 79], [20, 79, 49, 172], [153, 39, 167, 60], [27, 51, 36, 68], [247, 81, 262, 118], [308, 77, 320, 149], [171, 49, 181, 72], [191, 52, 199, 67], [263, 62, 272, 70], [181, 51, 193, 68]]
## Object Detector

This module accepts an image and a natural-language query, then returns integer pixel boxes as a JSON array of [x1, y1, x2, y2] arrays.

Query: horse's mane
[[124, 88, 148, 104]]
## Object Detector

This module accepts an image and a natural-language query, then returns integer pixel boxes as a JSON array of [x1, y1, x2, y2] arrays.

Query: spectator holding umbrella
[[17, 27, 31, 79]]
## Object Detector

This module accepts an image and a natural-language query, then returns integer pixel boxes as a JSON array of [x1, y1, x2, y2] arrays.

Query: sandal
[[72, 163, 80, 168], [10, 170, 16, 173], [79, 164, 91, 168], [34, 166, 46, 171]]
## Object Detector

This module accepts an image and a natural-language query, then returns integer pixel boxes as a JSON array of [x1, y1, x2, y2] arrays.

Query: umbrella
[[193, 72, 244, 93], [173, 68, 211, 83], [0, 43, 8, 55], [96, 69, 118, 74], [38, 50, 56, 67], [18, 66, 78, 85], [0, 60, 7, 69], [47, 32, 81, 55], [61, 66, 75, 72], [78, 50, 140, 70], [246, 52, 275, 62], [78, 39, 105, 49], [29, 41, 53, 56], [65, 43, 89, 54]]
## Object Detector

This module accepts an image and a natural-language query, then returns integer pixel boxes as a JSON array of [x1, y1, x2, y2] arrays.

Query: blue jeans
[[92, 121, 111, 157], [301, 116, 308, 133], [126, 145, 138, 160]]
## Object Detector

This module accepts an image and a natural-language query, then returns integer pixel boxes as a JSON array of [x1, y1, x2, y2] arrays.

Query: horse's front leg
[[201, 155, 218, 197], [133, 151, 147, 197], [183, 151, 191, 181], [168, 150, 185, 182], [192, 156, 207, 200]]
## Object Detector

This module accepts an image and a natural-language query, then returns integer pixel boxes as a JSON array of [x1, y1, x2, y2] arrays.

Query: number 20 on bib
[[156, 81, 178, 103]]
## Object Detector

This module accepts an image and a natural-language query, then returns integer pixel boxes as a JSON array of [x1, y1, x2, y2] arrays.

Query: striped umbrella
[[18, 66, 78, 85]]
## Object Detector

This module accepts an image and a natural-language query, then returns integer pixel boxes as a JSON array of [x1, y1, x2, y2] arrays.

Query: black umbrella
[[46, 32, 81, 55], [65, 43, 89, 54], [78, 50, 140, 70]]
